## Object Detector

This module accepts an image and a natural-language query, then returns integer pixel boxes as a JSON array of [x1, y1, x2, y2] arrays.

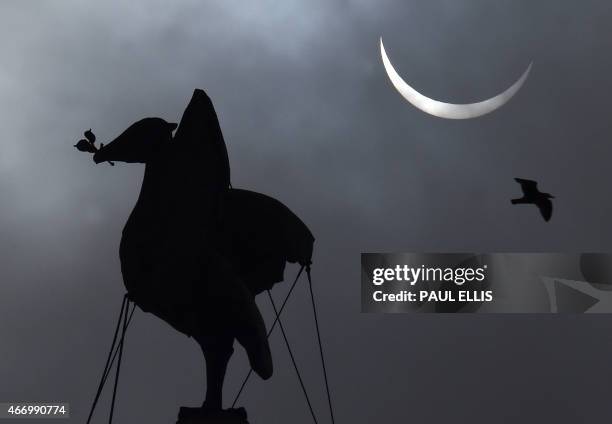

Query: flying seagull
[[511, 178, 554, 222]]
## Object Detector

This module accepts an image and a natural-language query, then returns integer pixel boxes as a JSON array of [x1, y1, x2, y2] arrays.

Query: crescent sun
[[380, 37, 532, 119]]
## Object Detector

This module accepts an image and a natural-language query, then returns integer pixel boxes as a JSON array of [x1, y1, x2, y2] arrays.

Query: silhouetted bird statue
[[89, 89, 314, 423], [511, 178, 554, 222]]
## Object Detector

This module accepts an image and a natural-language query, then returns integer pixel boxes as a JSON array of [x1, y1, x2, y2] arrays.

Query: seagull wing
[[514, 178, 539, 196], [535, 198, 553, 222]]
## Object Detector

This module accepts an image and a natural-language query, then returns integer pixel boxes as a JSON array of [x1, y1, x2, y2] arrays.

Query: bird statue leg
[[195, 334, 235, 411]]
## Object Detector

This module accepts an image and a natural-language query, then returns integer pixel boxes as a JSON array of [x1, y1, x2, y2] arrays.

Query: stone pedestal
[[176, 407, 249, 424]]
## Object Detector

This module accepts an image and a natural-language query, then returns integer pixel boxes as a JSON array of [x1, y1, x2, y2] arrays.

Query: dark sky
[[2, 0, 612, 423]]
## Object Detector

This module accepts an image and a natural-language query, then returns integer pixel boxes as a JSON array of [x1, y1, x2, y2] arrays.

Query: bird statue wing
[[514, 178, 538, 195], [535, 198, 553, 222]]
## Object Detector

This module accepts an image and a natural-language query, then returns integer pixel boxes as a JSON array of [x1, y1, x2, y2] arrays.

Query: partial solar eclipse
[[380, 37, 532, 119]]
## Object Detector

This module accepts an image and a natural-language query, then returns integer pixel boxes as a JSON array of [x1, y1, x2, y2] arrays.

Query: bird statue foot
[[177, 406, 249, 424]]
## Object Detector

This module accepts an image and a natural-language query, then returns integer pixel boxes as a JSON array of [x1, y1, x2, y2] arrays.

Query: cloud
[[2, 1, 612, 423]]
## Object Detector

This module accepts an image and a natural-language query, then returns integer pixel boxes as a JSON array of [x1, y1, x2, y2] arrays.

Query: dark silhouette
[[74, 129, 114, 165], [89, 89, 314, 422], [511, 178, 554, 222]]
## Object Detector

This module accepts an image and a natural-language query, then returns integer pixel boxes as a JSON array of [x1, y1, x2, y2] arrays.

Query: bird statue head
[[93, 118, 177, 164]]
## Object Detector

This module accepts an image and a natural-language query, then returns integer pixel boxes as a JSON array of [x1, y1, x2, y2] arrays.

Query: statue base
[[177, 406, 249, 424]]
